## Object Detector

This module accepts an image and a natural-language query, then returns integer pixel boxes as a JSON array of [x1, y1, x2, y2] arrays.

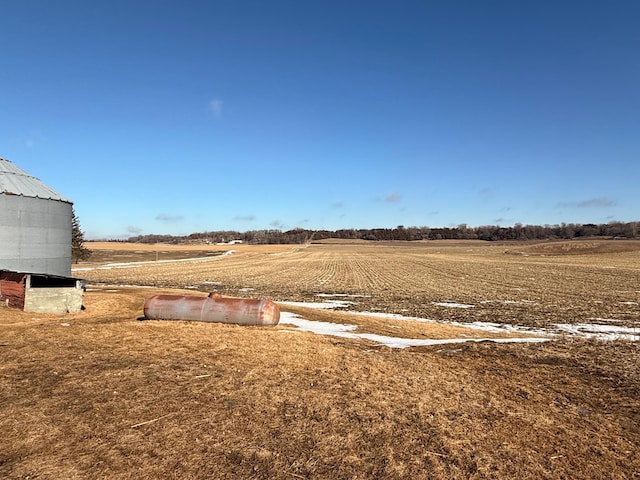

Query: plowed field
[[78, 239, 640, 328]]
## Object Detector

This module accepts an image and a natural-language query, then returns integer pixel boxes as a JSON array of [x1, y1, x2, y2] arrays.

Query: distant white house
[[216, 239, 243, 245]]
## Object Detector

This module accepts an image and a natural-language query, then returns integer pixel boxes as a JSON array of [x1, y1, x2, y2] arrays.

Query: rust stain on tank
[[143, 293, 280, 326]]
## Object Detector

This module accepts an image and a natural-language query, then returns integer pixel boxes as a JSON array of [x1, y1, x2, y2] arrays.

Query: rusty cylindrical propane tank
[[143, 293, 280, 326]]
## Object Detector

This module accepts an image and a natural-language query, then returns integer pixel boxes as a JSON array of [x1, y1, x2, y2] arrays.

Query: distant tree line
[[122, 221, 639, 245]]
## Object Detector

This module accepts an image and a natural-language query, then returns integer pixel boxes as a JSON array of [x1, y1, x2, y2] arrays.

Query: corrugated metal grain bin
[[0, 157, 72, 277], [144, 293, 280, 326]]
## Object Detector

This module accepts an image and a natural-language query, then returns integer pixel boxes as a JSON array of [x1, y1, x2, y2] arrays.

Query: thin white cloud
[[210, 99, 223, 117], [384, 193, 402, 203], [557, 197, 615, 209], [24, 132, 43, 149], [155, 214, 184, 223], [234, 215, 256, 222], [577, 197, 615, 208]]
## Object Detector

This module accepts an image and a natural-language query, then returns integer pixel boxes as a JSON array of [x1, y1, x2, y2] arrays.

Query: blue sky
[[1, 1, 638, 239]]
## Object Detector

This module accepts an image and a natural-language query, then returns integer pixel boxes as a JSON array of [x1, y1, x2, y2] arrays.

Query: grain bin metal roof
[[0, 157, 71, 203]]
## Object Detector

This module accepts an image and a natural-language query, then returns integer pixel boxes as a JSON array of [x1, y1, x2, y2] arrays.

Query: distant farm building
[[216, 240, 243, 245], [0, 157, 83, 313]]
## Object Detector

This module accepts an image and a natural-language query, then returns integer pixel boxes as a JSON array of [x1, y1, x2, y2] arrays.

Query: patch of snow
[[448, 320, 551, 336], [279, 312, 548, 349], [72, 253, 233, 272], [279, 300, 354, 309], [432, 302, 475, 309], [278, 301, 547, 335], [282, 314, 358, 335], [278, 300, 638, 342], [553, 323, 640, 341], [315, 293, 371, 298]]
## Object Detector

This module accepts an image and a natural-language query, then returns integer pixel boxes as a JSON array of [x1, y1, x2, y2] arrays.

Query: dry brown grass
[[2, 240, 639, 479]]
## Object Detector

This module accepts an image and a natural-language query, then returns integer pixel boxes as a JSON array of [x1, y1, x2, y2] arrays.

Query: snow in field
[[278, 297, 639, 345], [279, 300, 354, 309], [315, 293, 371, 298], [279, 312, 549, 349], [554, 323, 640, 341], [432, 302, 475, 309], [448, 320, 551, 337], [73, 251, 234, 272]]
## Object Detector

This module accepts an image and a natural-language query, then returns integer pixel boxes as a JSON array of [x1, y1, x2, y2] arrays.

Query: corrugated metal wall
[[0, 272, 26, 309], [0, 195, 72, 277]]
